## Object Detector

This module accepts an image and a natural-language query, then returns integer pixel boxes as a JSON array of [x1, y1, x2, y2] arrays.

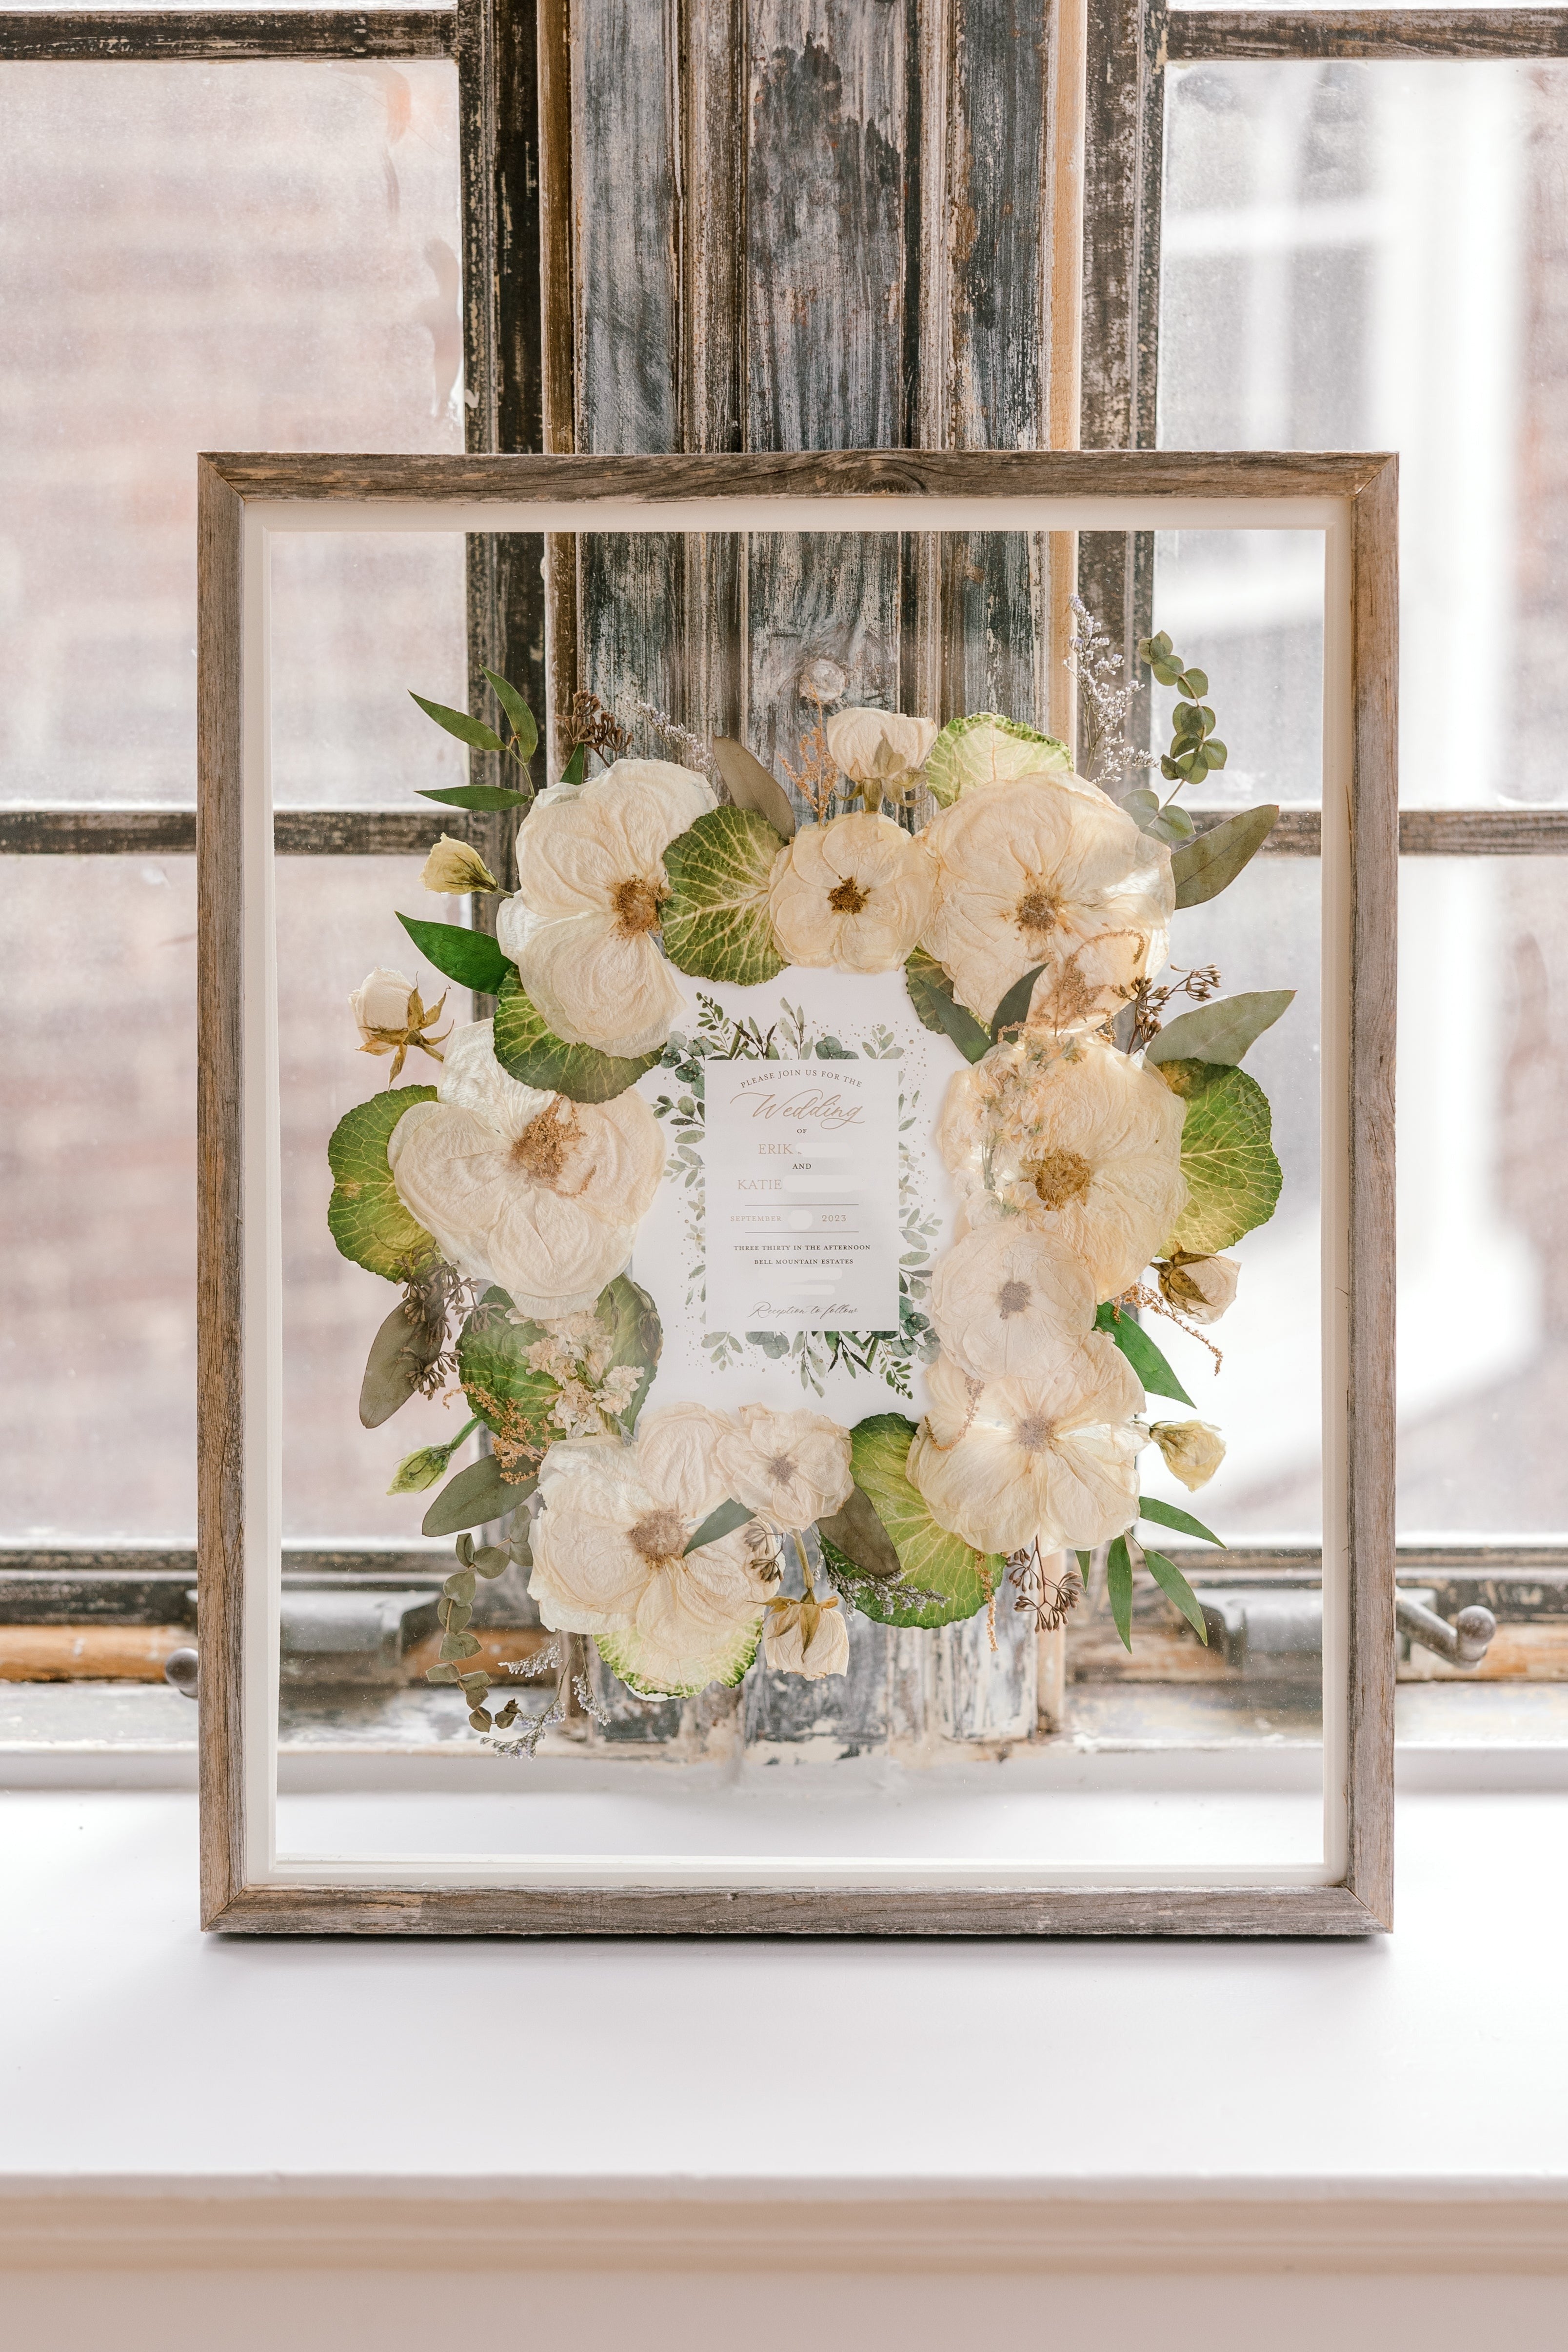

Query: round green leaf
[[661, 804, 788, 985], [596, 1616, 762, 1700], [326, 1086, 439, 1281], [492, 965, 661, 1103], [1160, 1058, 1284, 1254], [922, 713, 1070, 808], [820, 1413, 1003, 1629]]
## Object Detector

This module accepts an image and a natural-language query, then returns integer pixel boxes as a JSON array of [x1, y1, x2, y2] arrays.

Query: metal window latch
[[1193, 1586, 1498, 1679], [1394, 1593, 1496, 1668]]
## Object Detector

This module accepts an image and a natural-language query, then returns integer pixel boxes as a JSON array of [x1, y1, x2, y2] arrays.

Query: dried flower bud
[[1148, 1419, 1227, 1493], [763, 1593, 850, 1679], [420, 833, 499, 895], [825, 707, 938, 785], [387, 1445, 453, 1494], [351, 966, 418, 1043], [1157, 1252, 1240, 1326], [800, 656, 848, 704]]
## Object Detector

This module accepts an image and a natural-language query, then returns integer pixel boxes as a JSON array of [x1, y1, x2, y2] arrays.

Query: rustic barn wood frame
[[196, 442, 1397, 1936]]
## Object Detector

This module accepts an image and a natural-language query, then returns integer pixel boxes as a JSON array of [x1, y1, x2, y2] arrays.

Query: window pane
[[1160, 59, 1566, 808], [0, 60, 463, 808]]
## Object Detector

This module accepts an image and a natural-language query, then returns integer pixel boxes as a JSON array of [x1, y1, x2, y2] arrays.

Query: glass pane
[[1160, 59, 1564, 807], [0, 60, 463, 807]]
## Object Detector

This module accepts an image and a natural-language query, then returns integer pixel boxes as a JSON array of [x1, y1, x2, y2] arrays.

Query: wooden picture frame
[[197, 448, 1396, 1936]]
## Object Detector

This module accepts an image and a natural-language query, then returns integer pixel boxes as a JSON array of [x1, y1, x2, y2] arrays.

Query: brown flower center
[[1013, 1413, 1054, 1454], [996, 1279, 1032, 1318], [828, 876, 870, 915], [628, 1506, 686, 1567], [511, 1097, 583, 1186], [1026, 1148, 1093, 1211], [1014, 884, 1060, 935], [765, 1453, 797, 1486], [612, 875, 665, 936]]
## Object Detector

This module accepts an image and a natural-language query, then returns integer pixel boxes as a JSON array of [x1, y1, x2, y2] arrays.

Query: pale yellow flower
[[495, 758, 715, 1056], [767, 812, 935, 972], [349, 965, 451, 1082], [825, 707, 937, 786], [387, 1019, 664, 1317], [920, 773, 1172, 1029], [936, 1033, 1188, 1301], [715, 1405, 853, 1530], [1157, 1253, 1240, 1325], [420, 835, 499, 895], [1148, 1419, 1227, 1492], [927, 1223, 1095, 1383], [763, 1594, 851, 1679], [528, 1405, 777, 1695], [907, 1343, 1143, 1556]]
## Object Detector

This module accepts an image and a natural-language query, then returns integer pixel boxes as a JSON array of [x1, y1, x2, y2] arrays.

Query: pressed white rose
[[1157, 1252, 1240, 1325], [494, 758, 715, 1056], [349, 965, 451, 1082], [767, 811, 935, 973], [920, 773, 1173, 1029], [907, 1342, 1143, 1556], [763, 1593, 851, 1679], [420, 834, 499, 895], [1148, 1419, 1227, 1492], [386, 1018, 664, 1316], [936, 1033, 1188, 1301], [528, 1405, 777, 1695], [715, 1405, 853, 1530], [825, 707, 938, 785], [927, 1223, 1095, 1383], [351, 967, 417, 1040]]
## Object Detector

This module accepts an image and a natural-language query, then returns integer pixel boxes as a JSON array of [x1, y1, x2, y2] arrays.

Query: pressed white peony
[[495, 758, 715, 1056], [825, 707, 938, 787], [527, 1404, 778, 1694], [920, 772, 1173, 1029], [936, 1033, 1188, 1301], [907, 1342, 1143, 1556], [1148, 1418, 1227, 1492], [386, 1019, 664, 1317], [763, 1593, 851, 1679], [927, 1222, 1095, 1383], [715, 1405, 854, 1531], [767, 811, 935, 972], [1157, 1251, 1240, 1325]]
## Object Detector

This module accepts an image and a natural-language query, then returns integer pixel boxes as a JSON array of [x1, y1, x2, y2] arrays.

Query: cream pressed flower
[[825, 707, 938, 787], [1148, 1419, 1227, 1492], [715, 1405, 854, 1531], [527, 1404, 778, 1695], [350, 966, 451, 1082], [907, 1342, 1143, 1556], [494, 758, 715, 1056], [1157, 1252, 1240, 1325], [936, 1033, 1188, 1301], [767, 812, 935, 973], [763, 1593, 851, 1679], [927, 1223, 1095, 1383], [920, 773, 1173, 1029], [386, 1018, 664, 1317], [420, 835, 499, 895]]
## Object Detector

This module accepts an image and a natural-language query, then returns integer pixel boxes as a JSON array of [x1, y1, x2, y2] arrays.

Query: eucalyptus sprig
[[409, 666, 539, 811]]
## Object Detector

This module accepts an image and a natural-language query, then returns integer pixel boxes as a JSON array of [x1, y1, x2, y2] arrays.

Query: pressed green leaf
[[1095, 1301, 1195, 1408], [425, 1661, 461, 1684], [817, 1483, 905, 1584], [1160, 1058, 1284, 1254], [1205, 740, 1229, 769], [492, 965, 661, 1102], [1074, 1548, 1093, 1579], [711, 735, 798, 840], [1181, 669, 1209, 698], [443, 1568, 477, 1602], [420, 1453, 536, 1538], [661, 804, 788, 985], [989, 962, 1047, 1041], [1142, 1547, 1211, 1644], [409, 690, 506, 754], [595, 1272, 664, 1426], [922, 712, 1070, 808], [439, 1629, 482, 1660], [1106, 1534, 1133, 1652], [559, 743, 587, 786], [326, 1086, 439, 1282], [358, 1299, 441, 1427], [1150, 806, 1196, 844], [596, 1618, 762, 1700], [459, 1272, 662, 1465], [482, 668, 538, 759], [904, 947, 992, 1062], [1138, 1494, 1223, 1547], [682, 1497, 756, 1555], [396, 911, 512, 995], [417, 784, 531, 812], [1171, 804, 1278, 909], [1144, 988, 1295, 1070], [818, 1413, 1003, 1630]]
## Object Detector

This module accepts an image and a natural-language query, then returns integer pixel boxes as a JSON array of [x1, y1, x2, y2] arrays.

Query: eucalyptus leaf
[[1144, 988, 1295, 1070], [327, 1086, 439, 1283], [425, 1661, 461, 1684], [682, 1497, 756, 1555], [1180, 668, 1209, 698], [903, 947, 992, 1062], [1095, 1301, 1194, 1408], [409, 691, 506, 754], [816, 1483, 905, 1584], [921, 712, 1070, 808], [711, 735, 799, 840], [1160, 1058, 1284, 1254], [1205, 740, 1229, 769], [989, 962, 1047, 1042], [661, 804, 788, 985], [417, 784, 531, 812], [482, 668, 538, 759], [1137, 1494, 1223, 1547], [1143, 1547, 1211, 1644], [396, 911, 512, 995], [492, 965, 661, 1102], [358, 1300, 441, 1427], [420, 1453, 536, 1538], [818, 1414, 1002, 1630], [1171, 804, 1278, 909], [1106, 1534, 1133, 1652], [439, 1630, 482, 1661]]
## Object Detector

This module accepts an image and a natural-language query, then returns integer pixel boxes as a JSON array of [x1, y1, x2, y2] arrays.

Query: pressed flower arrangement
[[327, 609, 1293, 1748]]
